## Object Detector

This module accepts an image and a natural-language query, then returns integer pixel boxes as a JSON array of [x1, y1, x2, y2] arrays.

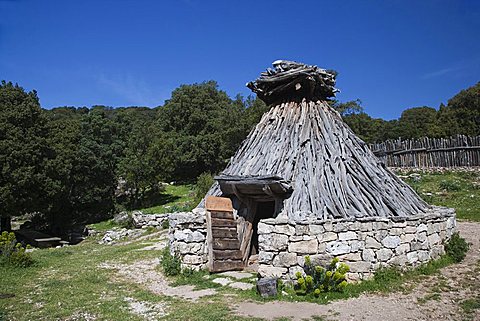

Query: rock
[[350, 240, 365, 252], [362, 249, 375, 262], [349, 261, 371, 273], [273, 252, 298, 267], [182, 254, 204, 265], [395, 243, 410, 255], [428, 233, 441, 245], [416, 231, 427, 242], [309, 225, 325, 235], [289, 266, 305, 279], [382, 235, 401, 249], [326, 241, 351, 255], [258, 265, 287, 278], [417, 251, 430, 262], [338, 231, 357, 241], [259, 234, 288, 252], [257, 222, 273, 234], [274, 225, 295, 236], [338, 252, 361, 261], [288, 239, 318, 254], [321, 232, 337, 242], [114, 211, 132, 227], [365, 236, 382, 249], [229, 282, 254, 291], [212, 277, 231, 286], [333, 222, 348, 232], [376, 248, 393, 262], [176, 242, 203, 254], [295, 225, 310, 235], [416, 224, 428, 233], [407, 251, 419, 264], [388, 254, 408, 266], [258, 251, 275, 264], [400, 233, 415, 243], [256, 278, 277, 297], [219, 271, 254, 280]]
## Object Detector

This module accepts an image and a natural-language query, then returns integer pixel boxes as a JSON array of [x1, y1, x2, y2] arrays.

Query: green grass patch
[[400, 171, 480, 221], [88, 219, 121, 231], [140, 184, 195, 214], [460, 296, 480, 316]]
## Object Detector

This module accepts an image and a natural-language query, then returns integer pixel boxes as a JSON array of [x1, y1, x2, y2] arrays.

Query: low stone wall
[[168, 208, 208, 270], [258, 206, 456, 281], [131, 211, 169, 228]]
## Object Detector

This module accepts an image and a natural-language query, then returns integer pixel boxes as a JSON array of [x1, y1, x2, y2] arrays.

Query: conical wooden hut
[[169, 61, 456, 280]]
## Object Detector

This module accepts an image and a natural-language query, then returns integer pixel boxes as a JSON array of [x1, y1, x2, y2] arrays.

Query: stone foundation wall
[[258, 206, 456, 281], [168, 208, 208, 270]]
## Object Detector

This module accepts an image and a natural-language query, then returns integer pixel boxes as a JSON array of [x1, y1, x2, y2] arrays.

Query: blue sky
[[1, 0, 479, 119]]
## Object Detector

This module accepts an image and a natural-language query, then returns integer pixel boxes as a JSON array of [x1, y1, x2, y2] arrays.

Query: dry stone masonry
[[168, 208, 208, 270], [256, 207, 455, 280]]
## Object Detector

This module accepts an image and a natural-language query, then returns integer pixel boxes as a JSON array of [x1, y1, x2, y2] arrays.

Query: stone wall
[[168, 208, 208, 270], [132, 211, 169, 228], [257, 206, 456, 281]]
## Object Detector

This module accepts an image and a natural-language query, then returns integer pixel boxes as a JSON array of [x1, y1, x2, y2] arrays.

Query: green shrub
[[194, 173, 214, 205], [294, 257, 349, 296], [439, 180, 461, 192], [161, 219, 169, 229], [0, 231, 33, 267], [160, 246, 181, 276], [444, 232, 469, 262]]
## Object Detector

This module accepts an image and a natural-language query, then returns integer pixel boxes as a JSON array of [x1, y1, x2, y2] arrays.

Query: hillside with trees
[[0, 80, 478, 233]]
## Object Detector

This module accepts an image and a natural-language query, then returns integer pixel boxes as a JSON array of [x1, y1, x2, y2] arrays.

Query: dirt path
[[233, 221, 480, 321]]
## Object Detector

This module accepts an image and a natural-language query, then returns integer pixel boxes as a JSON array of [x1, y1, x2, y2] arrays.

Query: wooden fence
[[369, 135, 480, 167]]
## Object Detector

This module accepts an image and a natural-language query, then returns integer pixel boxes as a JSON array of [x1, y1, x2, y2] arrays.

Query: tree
[[0, 81, 52, 231], [397, 106, 441, 139]]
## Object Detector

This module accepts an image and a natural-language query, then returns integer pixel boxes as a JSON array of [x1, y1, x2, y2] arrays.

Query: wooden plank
[[211, 260, 244, 272], [205, 196, 233, 212], [206, 211, 214, 272], [212, 238, 240, 250], [211, 218, 237, 228], [212, 228, 238, 239], [212, 250, 243, 260], [210, 211, 234, 220]]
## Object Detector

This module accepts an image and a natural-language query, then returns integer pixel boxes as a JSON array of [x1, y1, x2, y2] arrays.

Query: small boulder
[[256, 278, 277, 298]]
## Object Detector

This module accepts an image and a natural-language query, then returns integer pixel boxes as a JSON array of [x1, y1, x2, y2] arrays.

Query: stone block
[[309, 254, 334, 266], [404, 226, 417, 234], [333, 222, 348, 232], [428, 233, 441, 246], [395, 243, 410, 255], [321, 232, 337, 242], [359, 222, 373, 232], [350, 240, 365, 252], [365, 236, 382, 249], [417, 251, 430, 262], [411, 241, 428, 251], [389, 228, 404, 236], [273, 252, 298, 267], [309, 225, 325, 235], [288, 239, 318, 254], [259, 234, 288, 252], [338, 231, 357, 241], [376, 248, 393, 262], [323, 221, 333, 232], [374, 230, 388, 242], [349, 261, 371, 273], [326, 241, 351, 255], [382, 235, 401, 249], [416, 223, 428, 233], [430, 245, 444, 258], [392, 221, 407, 228], [274, 224, 295, 236], [416, 231, 427, 242], [258, 251, 275, 264], [373, 221, 389, 230], [183, 254, 204, 265], [407, 251, 419, 264], [288, 266, 305, 279], [258, 265, 287, 278], [295, 225, 310, 235], [338, 252, 361, 262], [388, 254, 408, 266], [257, 278, 277, 298], [257, 222, 273, 234], [400, 233, 415, 243], [362, 249, 375, 262], [289, 235, 303, 241], [176, 242, 203, 254]]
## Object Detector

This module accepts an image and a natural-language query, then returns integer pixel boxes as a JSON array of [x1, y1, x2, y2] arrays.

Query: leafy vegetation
[[444, 232, 469, 263], [0, 232, 33, 267], [160, 247, 182, 276], [292, 257, 349, 297], [401, 171, 480, 221]]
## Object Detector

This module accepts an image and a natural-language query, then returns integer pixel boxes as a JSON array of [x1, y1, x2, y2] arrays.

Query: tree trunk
[[1, 216, 12, 232]]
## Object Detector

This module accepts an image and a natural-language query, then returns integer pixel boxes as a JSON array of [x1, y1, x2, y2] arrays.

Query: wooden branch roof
[[200, 61, 437, 221], [247, 60, 339, 105]]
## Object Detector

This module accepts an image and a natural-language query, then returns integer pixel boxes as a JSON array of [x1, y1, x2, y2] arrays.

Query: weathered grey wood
[[211, 218, 237, 228], [212, 239, 240, 250], [211, 260, 244, 272], [212, 227, 238, 239], [212, 250, 243, 260]]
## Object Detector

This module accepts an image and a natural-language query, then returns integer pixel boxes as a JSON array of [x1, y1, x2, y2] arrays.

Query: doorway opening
[[250, 200, 276, 255]]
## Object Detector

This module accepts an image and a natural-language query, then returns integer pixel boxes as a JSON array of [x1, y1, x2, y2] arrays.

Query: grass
[[140, 184, 195, 214], [399, 170, 480, 221]]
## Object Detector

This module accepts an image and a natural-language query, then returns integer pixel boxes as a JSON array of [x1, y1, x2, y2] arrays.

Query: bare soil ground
[[233, 221, 480, 321]]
